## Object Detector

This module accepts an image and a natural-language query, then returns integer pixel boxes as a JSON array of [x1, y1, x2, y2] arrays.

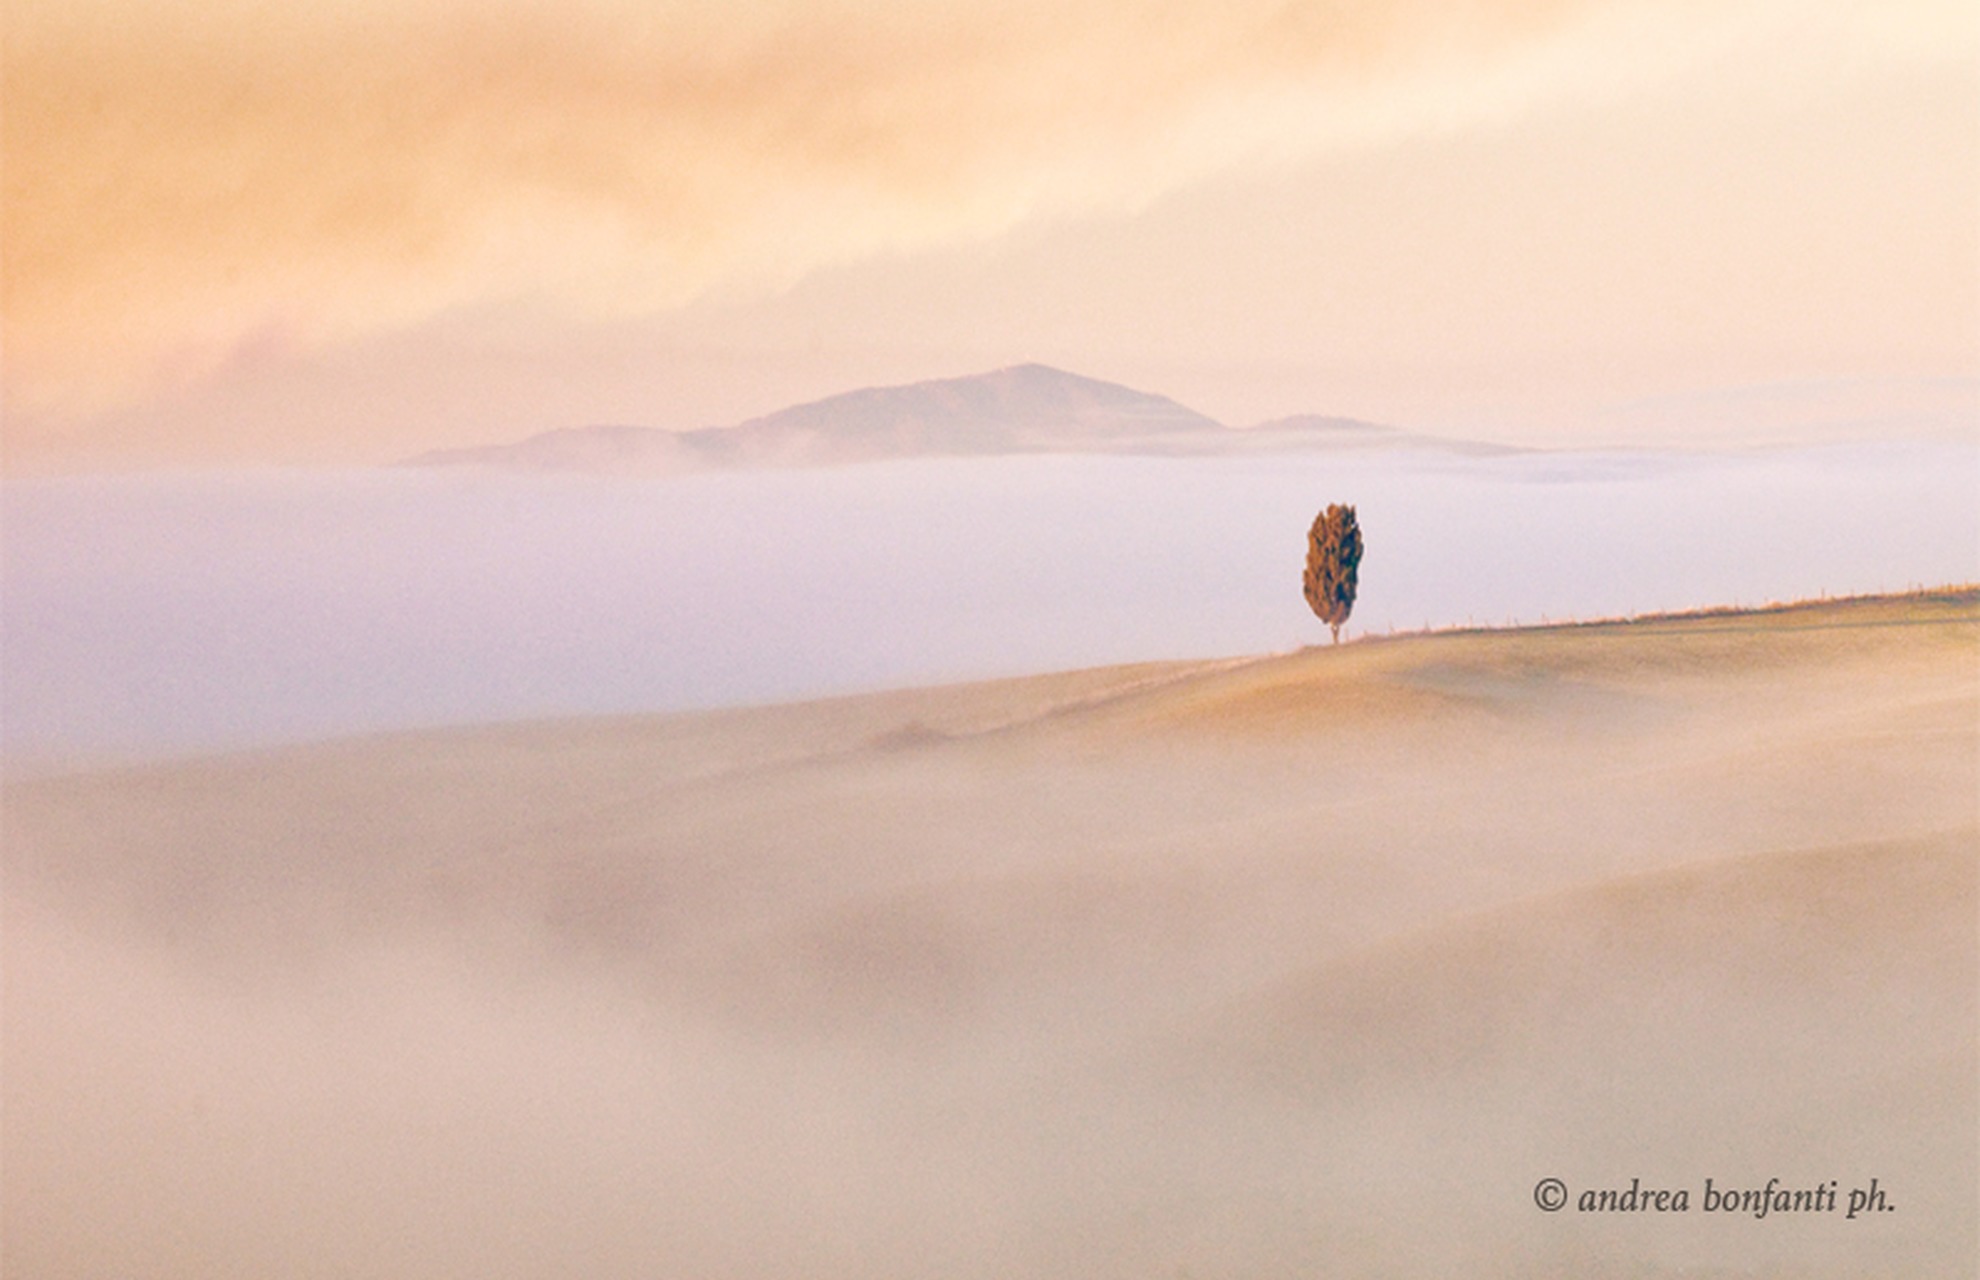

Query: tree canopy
[[1303, 504, 1362, 644]]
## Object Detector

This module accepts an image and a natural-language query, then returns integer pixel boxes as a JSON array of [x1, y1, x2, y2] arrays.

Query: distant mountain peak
[[719, 363, 1220, 444], [402, 364, 1510, 473]]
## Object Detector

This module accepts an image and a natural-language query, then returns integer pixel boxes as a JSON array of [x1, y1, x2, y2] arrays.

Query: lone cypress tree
[[1303, 504, 1363, 644]]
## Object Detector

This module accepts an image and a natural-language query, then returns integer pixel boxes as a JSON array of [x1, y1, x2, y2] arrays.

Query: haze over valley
[[4, 2, 1973, 1275], [7, 591, 1973, 1277], [4, 404, 1971, 766]]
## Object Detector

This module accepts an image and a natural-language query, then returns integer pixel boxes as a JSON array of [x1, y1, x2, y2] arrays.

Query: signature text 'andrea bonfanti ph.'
[[1533, 1177, 1895, 1219]]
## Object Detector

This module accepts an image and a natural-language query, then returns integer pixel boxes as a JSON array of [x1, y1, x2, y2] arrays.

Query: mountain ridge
[[405, 363, 1511, 473]]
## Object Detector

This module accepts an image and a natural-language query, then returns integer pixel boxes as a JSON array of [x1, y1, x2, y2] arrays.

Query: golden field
[[5, 590, 1975, 1277]]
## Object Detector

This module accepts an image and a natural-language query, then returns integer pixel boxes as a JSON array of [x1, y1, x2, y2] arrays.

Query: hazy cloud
[[14, 0, 1951, 417]]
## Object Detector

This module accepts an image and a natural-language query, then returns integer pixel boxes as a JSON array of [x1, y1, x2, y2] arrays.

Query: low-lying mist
[[5, 601, 1974, 1276], [5, 441, 1973, 768]]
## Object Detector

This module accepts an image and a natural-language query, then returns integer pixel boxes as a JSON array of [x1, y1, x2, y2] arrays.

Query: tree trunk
[[1330, 622, 1341, 645]]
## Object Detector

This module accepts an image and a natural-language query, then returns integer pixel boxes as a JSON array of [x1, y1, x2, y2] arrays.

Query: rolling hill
[[5, 589, 1973, 1277]]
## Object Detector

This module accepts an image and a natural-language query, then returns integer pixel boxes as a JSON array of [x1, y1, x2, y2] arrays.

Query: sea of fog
[[4, 441, 1974, 768]]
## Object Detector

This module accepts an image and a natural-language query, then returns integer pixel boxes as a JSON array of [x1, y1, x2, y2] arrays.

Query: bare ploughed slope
[[4, 590, 1974, 1278]]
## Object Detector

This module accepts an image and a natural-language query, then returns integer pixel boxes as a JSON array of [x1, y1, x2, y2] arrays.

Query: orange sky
[[4, 0, 1975, 469]]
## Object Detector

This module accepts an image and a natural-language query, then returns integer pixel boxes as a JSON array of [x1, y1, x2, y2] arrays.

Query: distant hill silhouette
[[405, 363, 1515, 473]]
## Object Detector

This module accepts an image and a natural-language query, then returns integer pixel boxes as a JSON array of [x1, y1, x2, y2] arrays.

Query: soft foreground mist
[[4, 592, 1975, 1277], [3, 440, 1974, 767]]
